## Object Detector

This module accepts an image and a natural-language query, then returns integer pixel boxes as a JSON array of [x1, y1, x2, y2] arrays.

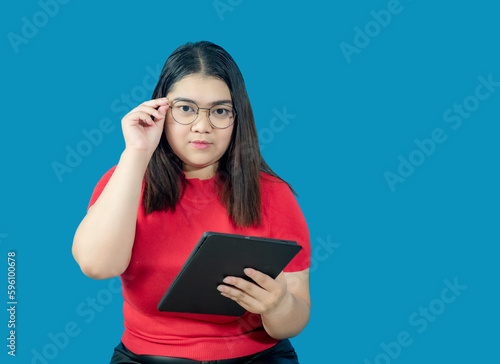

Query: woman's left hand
[[217, 268, 291, 316]]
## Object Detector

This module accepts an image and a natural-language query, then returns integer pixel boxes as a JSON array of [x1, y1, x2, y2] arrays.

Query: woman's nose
[[191, 108, 213, 132]]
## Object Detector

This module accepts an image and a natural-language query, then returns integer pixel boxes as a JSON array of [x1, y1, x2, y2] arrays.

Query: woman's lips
[[190, 140, 211, 150]]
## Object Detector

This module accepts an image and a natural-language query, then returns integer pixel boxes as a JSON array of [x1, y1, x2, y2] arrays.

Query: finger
[[140, 97, 169, 108], [157, 105, 169, 117], [218, 284, 264, 312], [134, 105, 165, 121], [158, 104, 169, 112], [125, 110, 156, 126], [275, 271, 287, 283], [133, 98, 169, 120], [243, 268, 278, 291], [221, 276, 265, 299]]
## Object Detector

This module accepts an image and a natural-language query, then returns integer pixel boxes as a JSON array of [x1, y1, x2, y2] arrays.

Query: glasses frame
[[169, 100, 237, 129]]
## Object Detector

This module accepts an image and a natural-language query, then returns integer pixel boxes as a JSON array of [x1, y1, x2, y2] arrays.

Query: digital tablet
[[157, 231, 302, 316]]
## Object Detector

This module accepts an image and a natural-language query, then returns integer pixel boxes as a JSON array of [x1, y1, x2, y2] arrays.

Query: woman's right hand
[[121, 98, 169, 157]]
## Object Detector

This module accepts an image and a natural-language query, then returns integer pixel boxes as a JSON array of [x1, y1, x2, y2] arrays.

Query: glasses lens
[[171, 101, 198, 124], [210, 105, 235, 128]]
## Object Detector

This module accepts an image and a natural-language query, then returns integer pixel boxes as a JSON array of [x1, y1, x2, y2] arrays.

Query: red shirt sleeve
[[87, 166, 117, 211], [260, 176, 311, 272]]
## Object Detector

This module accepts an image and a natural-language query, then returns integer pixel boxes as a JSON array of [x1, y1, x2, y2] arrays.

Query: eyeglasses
[[169, 100, 236, 129]]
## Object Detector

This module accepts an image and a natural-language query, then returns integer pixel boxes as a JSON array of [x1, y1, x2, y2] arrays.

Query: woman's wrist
[[261, 292, 309, 339], [120, 148, 152, 171]]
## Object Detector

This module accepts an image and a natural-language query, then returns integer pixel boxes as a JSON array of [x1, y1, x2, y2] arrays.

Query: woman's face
[[165, 74, 234, 180]]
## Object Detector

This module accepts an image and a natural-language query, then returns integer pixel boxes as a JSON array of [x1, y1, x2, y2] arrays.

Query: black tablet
[[157, 231, 302, 316]]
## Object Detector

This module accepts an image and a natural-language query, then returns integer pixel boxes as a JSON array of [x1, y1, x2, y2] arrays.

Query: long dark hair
[[144, 41, 291, 227]]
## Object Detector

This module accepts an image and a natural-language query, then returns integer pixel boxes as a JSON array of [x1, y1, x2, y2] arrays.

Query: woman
[[72, 41, 311, 363]]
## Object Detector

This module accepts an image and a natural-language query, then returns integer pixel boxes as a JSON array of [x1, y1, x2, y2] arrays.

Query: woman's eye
[[214, 108, 227, 115], [179, 105, 194, 113]]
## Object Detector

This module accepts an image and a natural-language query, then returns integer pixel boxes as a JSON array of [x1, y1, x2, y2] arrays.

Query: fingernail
[[244, 268, 253, 276]]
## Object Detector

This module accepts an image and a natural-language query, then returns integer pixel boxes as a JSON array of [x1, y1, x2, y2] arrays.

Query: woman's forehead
[[168, 74, 231, 103]]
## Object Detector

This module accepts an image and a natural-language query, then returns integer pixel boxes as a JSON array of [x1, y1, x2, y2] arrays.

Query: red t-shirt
[[88, 167, 311, 360]]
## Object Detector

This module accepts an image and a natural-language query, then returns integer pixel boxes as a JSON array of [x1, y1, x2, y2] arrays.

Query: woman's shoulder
[[92, 165, 118, 192], [87, 165, 118, 210], [259, 171, 294, 197], [103, 165, 118, 178], [259, 170, 284, 184]]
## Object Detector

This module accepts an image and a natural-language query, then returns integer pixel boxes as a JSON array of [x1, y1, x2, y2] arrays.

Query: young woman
[[72, 41, 311, 363]]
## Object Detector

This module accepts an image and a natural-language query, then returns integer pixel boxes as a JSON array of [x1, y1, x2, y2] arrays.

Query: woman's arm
[[217, 268, 311, 339], [261, 269, 310, 339], [72, 149, 150, 280], [72, 98, 169, 280]]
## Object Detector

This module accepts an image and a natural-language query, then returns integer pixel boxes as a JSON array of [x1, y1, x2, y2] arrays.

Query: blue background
[[1, 0, 499, 363]]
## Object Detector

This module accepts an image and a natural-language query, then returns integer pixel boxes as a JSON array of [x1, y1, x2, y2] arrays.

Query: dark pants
[[109, 340, 299, 364]]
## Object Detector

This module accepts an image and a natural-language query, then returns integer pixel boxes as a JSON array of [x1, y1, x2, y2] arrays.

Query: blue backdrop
[[1, 1, 499, 363]]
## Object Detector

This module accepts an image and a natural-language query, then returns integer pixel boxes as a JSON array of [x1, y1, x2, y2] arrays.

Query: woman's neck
[[182, 164, 217, 180]]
